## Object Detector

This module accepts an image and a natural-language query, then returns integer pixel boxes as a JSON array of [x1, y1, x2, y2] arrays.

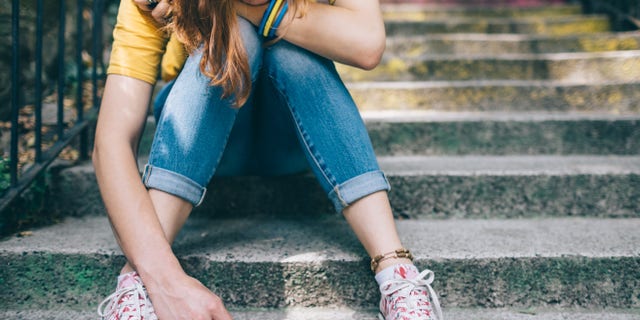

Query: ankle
[[120, 263, 135, 275], [371, 248, 414, 273], [375, 258, 413, 274]]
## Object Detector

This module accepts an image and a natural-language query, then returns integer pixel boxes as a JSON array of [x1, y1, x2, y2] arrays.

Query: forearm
[[93, 75, 183, 279], [237, 0, 385, 69], [94, 145, 182, 275], [285, 2, 385, 69]]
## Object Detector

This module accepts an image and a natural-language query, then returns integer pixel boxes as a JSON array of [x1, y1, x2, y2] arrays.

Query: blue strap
[[268, 1, 289, 39], [258, 0, 278, 37]]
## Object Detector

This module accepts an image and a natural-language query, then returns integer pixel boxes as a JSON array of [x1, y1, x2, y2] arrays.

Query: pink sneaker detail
[[378, 266, 443, 320], [395, 264, 419, 280], [97, 271, 158, 320]]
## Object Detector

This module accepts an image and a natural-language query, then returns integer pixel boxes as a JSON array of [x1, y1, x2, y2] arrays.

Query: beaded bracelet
[[370, 248, 414, 272], [258, 0, 288, 39]]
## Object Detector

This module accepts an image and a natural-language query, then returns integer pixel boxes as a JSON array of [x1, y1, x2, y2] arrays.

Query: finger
[[151, 0, 172, 25], [132, 0, 156, 12], [209, 299, 234, 320], [213, 307, 234, 320]]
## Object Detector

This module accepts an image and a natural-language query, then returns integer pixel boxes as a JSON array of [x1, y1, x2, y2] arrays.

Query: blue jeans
[[143, 18, 389, 213]]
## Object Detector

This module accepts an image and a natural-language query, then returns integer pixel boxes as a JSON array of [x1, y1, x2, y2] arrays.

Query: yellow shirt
[[107, 0, 187, 84], [161, 34, 189, 82]]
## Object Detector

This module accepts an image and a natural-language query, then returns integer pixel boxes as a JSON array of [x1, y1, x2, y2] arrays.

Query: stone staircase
[[1, 1, 640, 319]]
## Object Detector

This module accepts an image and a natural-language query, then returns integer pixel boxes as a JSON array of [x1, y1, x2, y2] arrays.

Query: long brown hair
[[170, 0, 307, 107]]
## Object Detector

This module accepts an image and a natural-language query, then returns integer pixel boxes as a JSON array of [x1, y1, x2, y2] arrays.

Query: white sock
[[375, 263, 419, 286]]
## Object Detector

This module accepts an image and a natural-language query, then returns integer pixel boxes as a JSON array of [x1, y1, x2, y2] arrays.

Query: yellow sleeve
[[107, 0, 169, 85], [161, 34, 188, 82]]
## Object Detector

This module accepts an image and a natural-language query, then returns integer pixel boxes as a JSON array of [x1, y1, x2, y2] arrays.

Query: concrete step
[[139, 112, 640, 158], [385, 31, 640, 59], [1, 216, 638, 311], [384, 32, 640, 56], [385, 15, 610, 36], [381, 3, 581, 20], [348, 80, 640, 112], [338, 50, 640, 82], [363, 111, 640, 156], [51, 156, 640, 218], [3, 307, 640, 320]]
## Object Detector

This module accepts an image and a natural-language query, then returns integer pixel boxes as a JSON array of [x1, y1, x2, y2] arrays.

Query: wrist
[[133, 250, 185, 286]]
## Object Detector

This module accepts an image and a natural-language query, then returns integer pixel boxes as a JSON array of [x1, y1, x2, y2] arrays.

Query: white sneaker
[[97, 271, 158, 320], [378, 265, 443, 320]]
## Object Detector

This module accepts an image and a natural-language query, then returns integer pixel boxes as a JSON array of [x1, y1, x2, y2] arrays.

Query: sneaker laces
[[97, 279, 156, 320], [380, 269, 443, 320]]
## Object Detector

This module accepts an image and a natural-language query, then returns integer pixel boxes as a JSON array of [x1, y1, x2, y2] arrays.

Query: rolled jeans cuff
[[328, 170, 391, 213], [142, 164, 207, 207]]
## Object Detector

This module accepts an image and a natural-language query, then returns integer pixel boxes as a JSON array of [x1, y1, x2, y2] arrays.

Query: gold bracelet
[[370, 248, 414, 272]]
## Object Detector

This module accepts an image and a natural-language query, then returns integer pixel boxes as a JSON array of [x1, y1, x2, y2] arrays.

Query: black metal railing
[[2, 0, 107, 213], [581, 0, 640, 30]]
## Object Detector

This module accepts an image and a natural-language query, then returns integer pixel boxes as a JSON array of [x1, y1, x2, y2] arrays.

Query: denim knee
[[153, 18, 262, 122], [263, 40, 335, 81], [238, 17, 263, 82]]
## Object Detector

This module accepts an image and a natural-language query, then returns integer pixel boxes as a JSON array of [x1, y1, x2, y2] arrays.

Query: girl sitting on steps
[[94, 0, 443, 319]]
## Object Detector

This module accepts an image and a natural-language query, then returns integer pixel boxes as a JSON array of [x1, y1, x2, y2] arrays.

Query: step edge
[[2, 216, 639, 261]]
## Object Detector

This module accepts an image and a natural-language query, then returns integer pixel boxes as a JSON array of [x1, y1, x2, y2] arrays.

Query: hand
[[145, 272, 233, 320], [132, 0, 173, 25]]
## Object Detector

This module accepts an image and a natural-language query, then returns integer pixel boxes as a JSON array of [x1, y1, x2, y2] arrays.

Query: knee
[[238, 17, 263, 80], [177, 18, 262, 90], [263, 41, 334, 81]]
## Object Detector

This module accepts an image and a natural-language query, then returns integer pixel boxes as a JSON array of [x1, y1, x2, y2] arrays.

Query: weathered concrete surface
[[385, 15, 610, 36], [382, 155, 640, 218], [381, 3, 581, 19], [348, 81, 640, 112], [384, 32, 640, 56], [1, 217, 639, 310], [50, 156, 640, 218], [363, 111, 640, 156], [338, 51, 640, 82], [2, 307, 640, 320]]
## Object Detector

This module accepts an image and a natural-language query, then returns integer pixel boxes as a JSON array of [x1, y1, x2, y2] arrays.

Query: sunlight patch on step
[[280, 251, 330, 263]]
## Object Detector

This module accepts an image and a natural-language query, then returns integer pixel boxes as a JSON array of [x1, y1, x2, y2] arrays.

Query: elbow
[[353, 34, 385, 71], [92, 129, 141, 173], [91, 132, 120, 171], [357, 48, 384, 71], [92, 138, 104, 171]]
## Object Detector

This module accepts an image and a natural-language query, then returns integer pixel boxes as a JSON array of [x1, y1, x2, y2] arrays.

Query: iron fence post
[[10, 0, 20, 187], [92, 0, 100, 110], [58, 0, 67, 140], [35, 0, 44, 163], [77, 0, 88, 159]]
